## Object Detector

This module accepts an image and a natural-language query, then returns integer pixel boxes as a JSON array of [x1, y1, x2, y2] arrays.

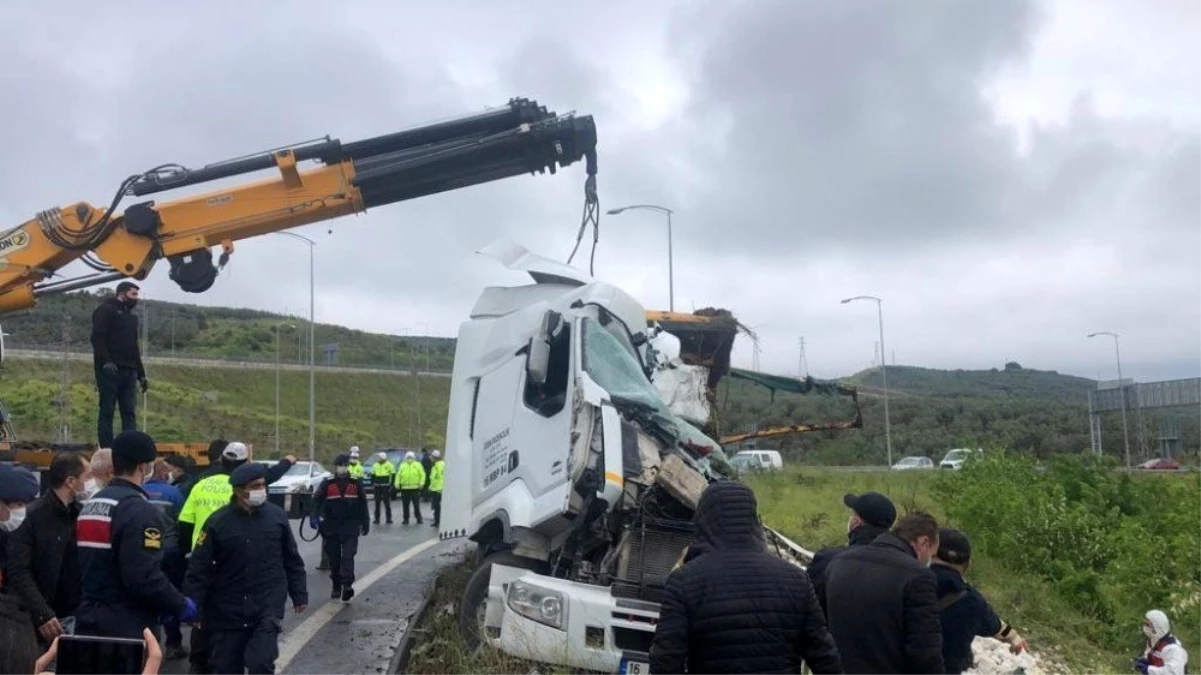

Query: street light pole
[[274, 323, 295, 456], [606, 204, 674, 312], [274, 232, 317, 464], [1088, 331, 1132, 470], [841, 295, 892, 467]]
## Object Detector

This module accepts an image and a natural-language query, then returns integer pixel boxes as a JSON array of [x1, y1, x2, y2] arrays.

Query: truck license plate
[[620, 658, 648, 675]]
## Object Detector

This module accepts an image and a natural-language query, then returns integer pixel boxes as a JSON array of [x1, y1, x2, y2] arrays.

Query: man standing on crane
[[90, 282, 148, 447]]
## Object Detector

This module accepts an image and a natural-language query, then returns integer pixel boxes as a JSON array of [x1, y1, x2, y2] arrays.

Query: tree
[[1004, 361, 1022, 371]]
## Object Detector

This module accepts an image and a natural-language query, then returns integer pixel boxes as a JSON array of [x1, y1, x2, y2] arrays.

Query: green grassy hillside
[[1, 290, 455, 371], [0, 359, 449, 459]]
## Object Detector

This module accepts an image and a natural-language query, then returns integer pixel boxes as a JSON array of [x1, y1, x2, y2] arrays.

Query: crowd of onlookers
[[649, 482, 1188, 675]]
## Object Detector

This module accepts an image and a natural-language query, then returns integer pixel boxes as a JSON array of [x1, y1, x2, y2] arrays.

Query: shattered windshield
[[582, 317, 677, 434], [581, 318, 728, 466]]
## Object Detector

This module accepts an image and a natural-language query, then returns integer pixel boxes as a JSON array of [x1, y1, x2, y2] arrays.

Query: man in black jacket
[[825, 510, 944, 674], [184, 462, 308, 675], [649, 481, 842, 674], [91, 282, 147, 447], [808, 491, 896, 616], [933, 528, 1027, 673], [6, 452, 91, 647], [75, 430, 198, 640]]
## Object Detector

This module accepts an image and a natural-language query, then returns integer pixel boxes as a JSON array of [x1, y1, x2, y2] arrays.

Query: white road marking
[[276, 536, 442, 671]]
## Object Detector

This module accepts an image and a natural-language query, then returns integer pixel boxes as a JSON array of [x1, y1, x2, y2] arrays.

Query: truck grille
[[614, 521, 693, 603]]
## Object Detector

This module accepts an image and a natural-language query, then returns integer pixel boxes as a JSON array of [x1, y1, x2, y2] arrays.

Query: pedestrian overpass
[[1087, 377, 1201, 458]]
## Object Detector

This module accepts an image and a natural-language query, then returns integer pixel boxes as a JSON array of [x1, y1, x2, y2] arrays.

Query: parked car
[[939, 448, 983, 470], [254, 459, 331, 518], [732, 449, 783, 471], [256, 459, 331, 496], [892, 456, 934, 471], [1138, 457, 1182, 471]]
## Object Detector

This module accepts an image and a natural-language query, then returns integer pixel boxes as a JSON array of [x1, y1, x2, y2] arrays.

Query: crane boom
[[0, 97, 597, 315]]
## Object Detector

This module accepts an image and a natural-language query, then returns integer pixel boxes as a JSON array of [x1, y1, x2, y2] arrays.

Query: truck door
[[470, 314, 575, 516]]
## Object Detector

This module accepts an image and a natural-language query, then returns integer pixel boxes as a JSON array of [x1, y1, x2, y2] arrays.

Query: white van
[[733, 449, 784, 471]]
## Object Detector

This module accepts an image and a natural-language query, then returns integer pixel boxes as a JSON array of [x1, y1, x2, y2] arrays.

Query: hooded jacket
[[649, 481, 842, 674], [807, 522, 889, 616], [1143, 610, 1188, 675]]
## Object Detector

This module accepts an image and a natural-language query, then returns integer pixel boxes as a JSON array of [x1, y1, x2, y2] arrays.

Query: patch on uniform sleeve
[[196, 530, 207, 547], [143, 526, 162, 550]]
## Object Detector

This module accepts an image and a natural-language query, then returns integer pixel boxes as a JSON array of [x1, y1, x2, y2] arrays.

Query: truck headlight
[[506, 580, 566, 630]]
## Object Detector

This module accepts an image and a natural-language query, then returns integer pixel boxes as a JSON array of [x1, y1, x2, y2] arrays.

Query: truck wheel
[[458, 552, 547, 652]]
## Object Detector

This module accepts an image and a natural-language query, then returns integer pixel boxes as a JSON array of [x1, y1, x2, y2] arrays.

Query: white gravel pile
[[967, 636, 1051, 674]]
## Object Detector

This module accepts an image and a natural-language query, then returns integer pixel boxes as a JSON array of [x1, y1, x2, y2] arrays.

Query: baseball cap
[[349, 446, 360, 457], [843, 491, 897, 528], [405, 451, 415, 460], [378, 451, 387, 460], [431, 450, 441, 459], [222, 442, 250, 462], [334, 453, 350, 466], [937, 527, 972, 564]]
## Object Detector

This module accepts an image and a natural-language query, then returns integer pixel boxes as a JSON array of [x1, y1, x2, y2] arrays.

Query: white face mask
[[335, 467, 349, 476], [247, 488, 268, 507], [82, 478, 99, 497], [1, 506, 26, 532]]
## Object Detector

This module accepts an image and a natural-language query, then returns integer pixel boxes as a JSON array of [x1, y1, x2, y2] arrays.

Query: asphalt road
[[162, 512, 456, 675]]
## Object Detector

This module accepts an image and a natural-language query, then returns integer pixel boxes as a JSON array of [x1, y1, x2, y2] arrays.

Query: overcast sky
[[2, 1, 1197, 382]]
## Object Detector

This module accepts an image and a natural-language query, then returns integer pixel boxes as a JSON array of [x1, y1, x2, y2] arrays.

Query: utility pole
[[142, 301, 149, 434], [797, 336, 808, 378], [58, 313, 71, 442], [1088, 332, 1132, 470], [842, 295, 892, 467]]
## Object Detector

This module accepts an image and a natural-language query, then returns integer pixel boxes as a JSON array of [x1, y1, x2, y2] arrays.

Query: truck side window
[[524, 323, 571, 417]]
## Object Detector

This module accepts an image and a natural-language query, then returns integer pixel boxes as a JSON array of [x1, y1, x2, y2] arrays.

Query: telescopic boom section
[[0, 97, 597, 315]]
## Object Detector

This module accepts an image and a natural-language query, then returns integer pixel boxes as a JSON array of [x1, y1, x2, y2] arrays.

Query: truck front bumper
[[486, 565, 659, 673]]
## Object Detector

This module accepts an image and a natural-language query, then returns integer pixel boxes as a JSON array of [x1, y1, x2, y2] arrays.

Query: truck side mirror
[[527, 310, 563, 386]]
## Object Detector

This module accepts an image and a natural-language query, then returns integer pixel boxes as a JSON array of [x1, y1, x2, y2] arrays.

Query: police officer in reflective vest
[[427, 451, 444, 528], [347, 447, 365, 480], [394, 452, 426, 525], [310, 454, 369, 603], [75, 430, 198, 639], [370, 452, 395, 525]]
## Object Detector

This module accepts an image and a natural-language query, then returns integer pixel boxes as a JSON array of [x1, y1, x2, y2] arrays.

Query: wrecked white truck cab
[[440, 241, 810, 673]]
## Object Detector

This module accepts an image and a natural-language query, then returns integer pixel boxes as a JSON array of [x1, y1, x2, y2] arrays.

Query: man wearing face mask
[[807, 491, 896, 617], [825, 511, 945, 674], [91, 281, 148, 447], [311, 454, 369, 603], [184, 463, 308, 675], [75, 430, 198, 640], [1135, 609, 1188, 675], [0, 463, 40, 582], [145, 457, 189, 660], [0, 463, 42, 675], [7, 452, 92, 648]]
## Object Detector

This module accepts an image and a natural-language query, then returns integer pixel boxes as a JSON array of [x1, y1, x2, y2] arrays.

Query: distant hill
[[843, 363, 1095, 405]]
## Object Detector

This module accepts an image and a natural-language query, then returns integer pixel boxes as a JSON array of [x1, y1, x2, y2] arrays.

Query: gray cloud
[[0, 1, 1196, 384]]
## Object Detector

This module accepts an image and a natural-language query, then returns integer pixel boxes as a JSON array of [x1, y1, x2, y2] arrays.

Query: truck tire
[[458, 552, 548, 652]]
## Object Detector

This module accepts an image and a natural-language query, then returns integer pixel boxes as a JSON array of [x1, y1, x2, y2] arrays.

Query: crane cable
[[566, 171, 600, 276]]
